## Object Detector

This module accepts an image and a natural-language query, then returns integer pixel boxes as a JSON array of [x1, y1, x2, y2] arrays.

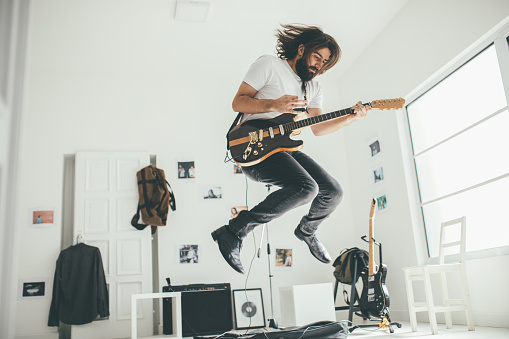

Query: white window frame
[[403, 17, 509, 263]]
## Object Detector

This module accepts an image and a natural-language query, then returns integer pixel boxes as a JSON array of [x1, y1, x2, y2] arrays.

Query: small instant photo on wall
[[178, 244, 199, 264], [376, 193, 388, 212], [201, 185, 222, 199], [29, 207, 56, 227], [19, 279, 48, 299], [369, 139, 381, 157], [275, 248, 293, 269], [230, 206, 247, 219], [177, 160, 196, 179], [233, 163, 243, 174], [373, 166, 384, 183]]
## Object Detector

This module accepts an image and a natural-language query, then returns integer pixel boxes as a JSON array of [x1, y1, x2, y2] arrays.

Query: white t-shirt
[[239, 55, 323, 123]]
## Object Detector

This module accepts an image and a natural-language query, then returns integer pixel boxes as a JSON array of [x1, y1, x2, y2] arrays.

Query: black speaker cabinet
[[163, 283, 233, 337]]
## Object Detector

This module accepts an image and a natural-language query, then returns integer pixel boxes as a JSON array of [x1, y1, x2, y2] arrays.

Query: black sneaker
[[211, 225, 245, 274], [294, 227, 332, 263]]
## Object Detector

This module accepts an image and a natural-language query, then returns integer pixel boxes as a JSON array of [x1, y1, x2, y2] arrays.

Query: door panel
[[73, 152, 152, 339]]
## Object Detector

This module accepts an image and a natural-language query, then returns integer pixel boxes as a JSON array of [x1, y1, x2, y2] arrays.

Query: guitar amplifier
[[162, 283, 233, 337]]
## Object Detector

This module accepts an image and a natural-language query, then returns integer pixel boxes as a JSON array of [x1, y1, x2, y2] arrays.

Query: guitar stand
[[333, 238, 402, 334], [348, 309, 402, 334], [333, 251, 366, 324]]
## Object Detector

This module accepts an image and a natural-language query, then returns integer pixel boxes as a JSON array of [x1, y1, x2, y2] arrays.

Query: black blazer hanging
[[48, 243, 109, 326]]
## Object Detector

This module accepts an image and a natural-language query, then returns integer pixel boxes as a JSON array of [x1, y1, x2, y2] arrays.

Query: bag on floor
[[131, 165, 176, 233]]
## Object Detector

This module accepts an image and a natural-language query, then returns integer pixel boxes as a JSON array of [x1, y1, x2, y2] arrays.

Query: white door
[[73, 152, 153, 339]]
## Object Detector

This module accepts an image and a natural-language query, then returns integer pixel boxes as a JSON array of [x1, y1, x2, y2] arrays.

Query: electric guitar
[[359, 198, 390, 319], [227, 98, 405, 167]]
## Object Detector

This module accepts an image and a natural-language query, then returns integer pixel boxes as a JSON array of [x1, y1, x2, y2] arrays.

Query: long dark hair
[[275, 24, 341, 75]]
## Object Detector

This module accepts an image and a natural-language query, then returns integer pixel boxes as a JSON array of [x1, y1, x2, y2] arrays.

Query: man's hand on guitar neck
[[309, 101, 371, 136], [351, 101, 372, 120]]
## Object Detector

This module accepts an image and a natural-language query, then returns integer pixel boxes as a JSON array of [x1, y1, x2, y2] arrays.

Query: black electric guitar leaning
[[359, 198, 390, 319], [227, 98, 405, 167]]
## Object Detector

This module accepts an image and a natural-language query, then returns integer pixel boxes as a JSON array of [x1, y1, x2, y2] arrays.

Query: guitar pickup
[[269, 127, 274, 139]]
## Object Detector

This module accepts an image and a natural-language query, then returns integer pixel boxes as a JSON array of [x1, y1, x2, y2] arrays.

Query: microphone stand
[[258, 184, 278, 329]]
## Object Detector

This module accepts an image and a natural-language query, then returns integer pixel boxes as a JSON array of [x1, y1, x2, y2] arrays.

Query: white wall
[[16, 1, 410, 336], [13, 0, 509, 338], [1, 1, 30, 339], [336, 0, 509, 327]]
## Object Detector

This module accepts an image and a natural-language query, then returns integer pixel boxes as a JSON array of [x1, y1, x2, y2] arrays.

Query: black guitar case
[[194, 321, 348, 339]]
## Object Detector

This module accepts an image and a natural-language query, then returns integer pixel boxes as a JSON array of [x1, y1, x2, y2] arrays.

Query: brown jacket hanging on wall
[[131, 165, 176, 233]]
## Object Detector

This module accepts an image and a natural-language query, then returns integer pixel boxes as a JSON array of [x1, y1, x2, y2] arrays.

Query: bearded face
[[295, 56, 318, 82]]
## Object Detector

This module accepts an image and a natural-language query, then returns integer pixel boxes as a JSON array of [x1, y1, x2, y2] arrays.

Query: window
[[406, 28, 509, 257]]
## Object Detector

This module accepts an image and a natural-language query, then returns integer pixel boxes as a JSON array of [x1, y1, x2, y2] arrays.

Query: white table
[[131, 292, 182, 339]]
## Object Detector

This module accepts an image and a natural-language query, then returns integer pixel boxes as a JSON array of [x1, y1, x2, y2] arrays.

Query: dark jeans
[[228, 151, 343, 239]]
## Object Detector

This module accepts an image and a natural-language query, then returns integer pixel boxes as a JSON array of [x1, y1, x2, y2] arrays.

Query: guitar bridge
[[248, 131, 259, 143], [243, 131, 259, 160]]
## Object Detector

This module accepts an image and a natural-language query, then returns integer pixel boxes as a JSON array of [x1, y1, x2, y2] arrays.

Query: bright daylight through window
[[406, 36, 509, 257]]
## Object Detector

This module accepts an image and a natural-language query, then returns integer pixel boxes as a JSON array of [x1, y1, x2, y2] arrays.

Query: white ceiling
[[176, 0, 409, 76], [29, 0, 409, 79]]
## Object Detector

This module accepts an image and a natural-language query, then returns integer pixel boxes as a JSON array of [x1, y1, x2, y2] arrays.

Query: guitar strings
[[284, 107, 354, 132]]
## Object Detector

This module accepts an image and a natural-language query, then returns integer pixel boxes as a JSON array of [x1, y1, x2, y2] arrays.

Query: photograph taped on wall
[[18, 279, 48, 299], [233, 163, 242, 174], [373, 166, 384, 183], [230, 205, 247, 219], [29, 206, 56, 227], [369, 139, 380, 157], [233, 288, 266, 329], [275, 248, 293, 268], [202, 185, 222, 199], [178, 244, 199, 264], [177, 159, 196, 179], [376, 193, 388, 213]]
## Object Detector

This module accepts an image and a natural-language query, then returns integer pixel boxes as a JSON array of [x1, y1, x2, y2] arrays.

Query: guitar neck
[[368, 217, 376, 276], [283, 107, 356, 132], [368, 198, 376, 276]]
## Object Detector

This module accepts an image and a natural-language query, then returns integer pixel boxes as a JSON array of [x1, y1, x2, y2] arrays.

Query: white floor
[[348, 321, 509, 338], [177, 322, 509, 339]]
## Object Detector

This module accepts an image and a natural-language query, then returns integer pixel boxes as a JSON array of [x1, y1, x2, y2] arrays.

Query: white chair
[[402, 216, 474, 335]]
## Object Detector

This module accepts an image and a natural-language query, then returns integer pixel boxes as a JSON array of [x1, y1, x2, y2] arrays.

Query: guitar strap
[[226, 112, 243, 150], [303, 81, 309, 113]]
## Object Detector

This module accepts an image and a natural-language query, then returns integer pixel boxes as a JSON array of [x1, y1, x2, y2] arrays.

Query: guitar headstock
[[369, 198, 376, 219], [370, 98, 405, 110]]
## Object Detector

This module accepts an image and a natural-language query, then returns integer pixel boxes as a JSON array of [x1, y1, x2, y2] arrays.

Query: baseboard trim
[[385, 309, 509, 329], [15, 333, 58, 339]]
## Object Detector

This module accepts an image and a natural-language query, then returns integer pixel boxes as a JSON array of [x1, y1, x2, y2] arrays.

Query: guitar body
[[359, 263, 390, 319], [228, 114, 303, 167]]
